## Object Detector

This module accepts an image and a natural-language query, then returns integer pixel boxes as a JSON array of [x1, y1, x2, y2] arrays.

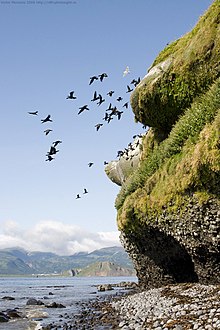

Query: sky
[[0, 0, 213, 255]]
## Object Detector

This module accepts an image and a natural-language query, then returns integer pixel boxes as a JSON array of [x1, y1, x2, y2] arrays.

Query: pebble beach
[[69, 283, 220, 330]]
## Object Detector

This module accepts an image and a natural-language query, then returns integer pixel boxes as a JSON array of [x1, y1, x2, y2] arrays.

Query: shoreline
[[41, 282, 220, 330]]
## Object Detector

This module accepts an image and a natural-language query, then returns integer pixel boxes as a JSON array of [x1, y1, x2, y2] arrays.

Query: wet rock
[[2, 296, 15, 300], [26, 298, 44, 305], [97, 284, 114, 292], [0, 312, 9, 322]]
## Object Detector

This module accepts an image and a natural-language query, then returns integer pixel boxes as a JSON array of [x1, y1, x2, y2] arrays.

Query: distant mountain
[[77, 261, 136, 277], [0, 246, 135, 276]]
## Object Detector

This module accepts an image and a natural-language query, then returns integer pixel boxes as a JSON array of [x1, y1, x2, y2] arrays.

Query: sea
[[0, 276, 137, 329]]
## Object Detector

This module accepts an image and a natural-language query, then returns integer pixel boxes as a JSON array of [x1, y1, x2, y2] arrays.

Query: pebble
[[111, 283, 220, 329]]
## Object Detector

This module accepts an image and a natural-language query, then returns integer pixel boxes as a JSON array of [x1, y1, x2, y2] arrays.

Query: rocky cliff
[[106, 1, 220, 289]]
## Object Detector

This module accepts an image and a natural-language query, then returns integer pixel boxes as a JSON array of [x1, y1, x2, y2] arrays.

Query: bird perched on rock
[[78, 105, 89, 115], [44, 129, 53, 136], [83, 188, 88, 194], [28, 111, 38, 115], [88, 162, 94, 167], [41, 115, 52, 123], [95, 123, 103, 131], [66, 91, 77, 99], [99, 73, 108, 81], [89, 76, 99, 85]]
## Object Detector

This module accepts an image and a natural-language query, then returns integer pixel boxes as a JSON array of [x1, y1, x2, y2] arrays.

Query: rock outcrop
[[106, 1, 220, 289]]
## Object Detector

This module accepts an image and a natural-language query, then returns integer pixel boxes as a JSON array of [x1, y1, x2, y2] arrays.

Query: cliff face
[[106, 1, 220, 289]]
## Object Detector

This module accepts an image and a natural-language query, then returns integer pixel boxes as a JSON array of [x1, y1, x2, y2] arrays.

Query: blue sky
[[0, 0, 213, 254]]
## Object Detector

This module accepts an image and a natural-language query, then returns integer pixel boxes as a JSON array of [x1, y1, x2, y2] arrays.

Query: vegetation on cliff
[[131, 1, 220, 135], [115, 1, 220, 232]]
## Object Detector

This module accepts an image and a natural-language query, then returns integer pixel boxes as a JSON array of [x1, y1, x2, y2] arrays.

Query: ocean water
[[0, 276, 137, 329]]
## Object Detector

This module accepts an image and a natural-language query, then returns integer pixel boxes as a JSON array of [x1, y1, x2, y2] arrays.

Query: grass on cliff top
[[115, 78, 220, 212], [152, 0, 220, 68], [132, 1, 220, 133]]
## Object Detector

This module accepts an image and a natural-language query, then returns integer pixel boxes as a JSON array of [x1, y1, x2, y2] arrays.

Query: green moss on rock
[[131, 1, 220, 135]]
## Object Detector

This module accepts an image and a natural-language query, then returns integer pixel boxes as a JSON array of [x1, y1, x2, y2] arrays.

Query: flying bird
[[91, 91, 99, 102], [116, 111, 123, 120], [78, 105, 89, 114], [44, 129, 53, 136], [123, 66, 130, 77], [89, 76, 99, 85], [107, 90, 114, 97], [41, 115, 52, 123], [95, 123, 103, 131], [66, 91, 77, 99], [99, 73, 108, 81], [123, 102, 129, 109], [88, 162, 94, 167], [126, 85, 133, 93], [48, 146, 59, 155], [117, 96, 123, 102], [45, 155, 54, 162], [28, 111, 38, 115], [104, 161, 108, 165], [76, 194, 81, 199], [97, 94, 105, 106], [53, 140, 62, 147], [83, 188, 88, 194], [131, 77, 141, 86]]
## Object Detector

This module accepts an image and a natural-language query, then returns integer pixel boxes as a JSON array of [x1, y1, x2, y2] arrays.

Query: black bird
[[88, 162, 94, 167], [41, 115, 52, 123], [116, 111, 123, 120], [104, 161, 108, 165], [107, 90, 114, 97], [28, 111, 38, 115], [89, 76, 99, 85], [117, 96, 123, 102], [83, 188, 88, 194], [66, 91, 77, 99], [48, 146, 59, 155], [123, 102, 129, 109], [126, 85, 133, 93], [99, 73, 108, 82], [45, 155, 54, 162], [131, 77, 141, 87], [53, 140, 62, 147], [44, 129, 53, 136], [78, 105, 89, 114], [97, 94, 105, 106], [91, 91, 99, 102], [95, 123, 103, 131], [76, 194, 81, 199], [106, 103, 113, 111], [103, 112, 110, 121]]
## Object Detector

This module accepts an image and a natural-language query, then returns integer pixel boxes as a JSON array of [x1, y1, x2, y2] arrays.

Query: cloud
[[0, 220, 121, 255]]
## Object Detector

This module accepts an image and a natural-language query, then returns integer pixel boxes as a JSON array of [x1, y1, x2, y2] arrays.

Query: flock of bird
[[28, 69, 143, 200], [66, 72, 141, 132]]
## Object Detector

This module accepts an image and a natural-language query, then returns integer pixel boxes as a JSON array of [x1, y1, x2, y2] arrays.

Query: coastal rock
[[97, 284, 114, 292], [26, 298, 44, 305], [105, 136, 143, 186], [106, 1, 220, 289]]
